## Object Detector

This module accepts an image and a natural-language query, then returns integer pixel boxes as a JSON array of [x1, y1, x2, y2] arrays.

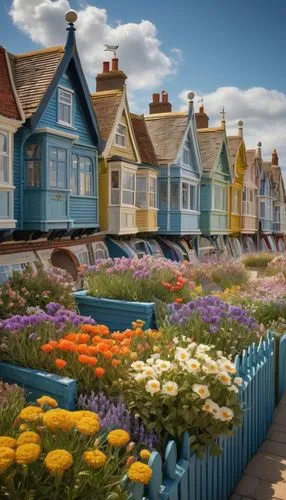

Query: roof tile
[[131, 114, 158, 166], [144, 112, 188, 164], [198, 129, 225, 171], [0, 46, 21, 120], [91, 90, 123, 143]]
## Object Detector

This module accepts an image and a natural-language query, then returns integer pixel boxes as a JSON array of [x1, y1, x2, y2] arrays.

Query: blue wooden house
[[145, 92, 202, 246], [10, 12, 103, 240]]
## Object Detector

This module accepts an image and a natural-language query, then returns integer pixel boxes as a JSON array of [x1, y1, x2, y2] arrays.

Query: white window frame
[[213, 183, 227, 212], [114, 123, 127, 148], [0, 131, 9, 185], [57, 87, 73, 127], [232, 188, 240, 215], [122, 169, 136, 207], [110, 169, 121, 205], [149, 175, 157, 208], [136, 174, 157, 209], [181, 181, 197, 212]]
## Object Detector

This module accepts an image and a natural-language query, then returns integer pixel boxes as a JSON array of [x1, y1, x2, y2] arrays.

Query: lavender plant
[[78, 391, 159, 450]]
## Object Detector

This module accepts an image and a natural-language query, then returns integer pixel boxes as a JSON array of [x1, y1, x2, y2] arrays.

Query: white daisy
[[234, 377, 243, 386], [142, 367, 157, 378], [185, 358, 201, 373], [219, 407, 234, 422], [228, 385, 239, 394], [145, 379, 161, 395], [192, 384, 210, 399], [175, 348, 190, 363], [202, 361, 218, 374], [217, 371, 232, 386], [131, 361, 146, 371], [161, 381, 178, 397]]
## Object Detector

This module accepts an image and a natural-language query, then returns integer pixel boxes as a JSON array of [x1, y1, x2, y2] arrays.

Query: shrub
[[82, 256, 201, 303], [182, 261, 249, 291], [124, 339, 242, 457], [242, 253, 275, 268], [0, 264, 75, 318], [0, 397, 152, 499], [268, 254, 286, 278], [164, 296, 263, 356], [0, 381, 25, 435]]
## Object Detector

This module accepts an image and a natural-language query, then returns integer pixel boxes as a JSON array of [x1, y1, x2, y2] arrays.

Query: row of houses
[[0, 11, 284, 281]]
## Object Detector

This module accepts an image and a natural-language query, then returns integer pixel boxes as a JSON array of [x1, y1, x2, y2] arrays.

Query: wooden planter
[[73, 291, 156, 331], [0, 362, 77, 410]]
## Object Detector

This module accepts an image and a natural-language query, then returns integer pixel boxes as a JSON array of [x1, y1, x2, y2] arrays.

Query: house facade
[[145, 92, 202, 244], [271, 149, 286, 250], [0, 12, 109, 282], [241, 143, 261, 251]]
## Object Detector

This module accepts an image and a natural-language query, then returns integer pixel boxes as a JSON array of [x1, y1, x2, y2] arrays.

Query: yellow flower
[[19, 424, 29, 431], [83, 450, 107, 469], [72, 410, 100, 422], [0, 437, 16, 449], [107, 430, 130, 447], [0, 447, 15, 474], [42, 409, 74, 432], [17, 432, 41, 447], [139, 449, 151, 461], [36, 396, 58, 408], [19, 406, 43, 422], [128, 462, 153, 485], [44, 449, 73, 475], [76, 416, 100, 436], [16, 443, 41, 465]]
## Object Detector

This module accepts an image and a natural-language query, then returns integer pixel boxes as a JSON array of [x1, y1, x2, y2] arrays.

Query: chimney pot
[[162, 91, 168, 103], [149, 90, 172, 114], [103, 61, 110, 72], [153, 93, 160, 103], [195, 105, 209, 129], [111, 58, 119, 71], [272, 148, 279, 165]]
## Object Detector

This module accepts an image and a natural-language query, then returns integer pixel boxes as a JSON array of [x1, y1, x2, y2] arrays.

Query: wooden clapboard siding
[[98, 158, 109, 231], [13, 130, 22, 226], [229, 141, 247, 235], [136, 209, 158, 232], [70, 197, 98, 227], [108, 111, 137, 161]]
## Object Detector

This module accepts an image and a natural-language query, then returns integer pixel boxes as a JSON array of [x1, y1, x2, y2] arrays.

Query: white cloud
[[10, 0, 181, 90], [178, 86, 286, 171]]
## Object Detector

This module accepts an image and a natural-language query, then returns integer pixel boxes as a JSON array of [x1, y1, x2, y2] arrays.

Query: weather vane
[[220, 107, 226, 120], [104, 44, 119, 57]]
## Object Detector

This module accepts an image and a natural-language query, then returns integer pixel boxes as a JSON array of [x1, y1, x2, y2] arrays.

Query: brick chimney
[[272, 149, 279, 165], [195, 105, 209, 129], [96, 58, 127, 92], [149, 90, 172, 114]]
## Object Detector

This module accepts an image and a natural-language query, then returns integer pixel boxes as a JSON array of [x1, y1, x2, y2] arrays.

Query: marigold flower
[[55, 358, 67, 369], [0, 447, 15, 474], [78, 334, 90, 343], [139, 449, 151, 461], [36, 396, 58, 408], [76, 416, 100, 436], [128, 462, 153, 485], [16, 443, 41, 465], [95, 367, 105, 378], [107, 429, 130, 447], [16, 432, 41, 447], [83, 449, 107, 469], [42, 409, 74, 432], [44, 449, 73, 475], [41, 344, 53, 353], [19, 406, 43, 422], [111, 359, 121, 367], [0, 437, 16, 449]]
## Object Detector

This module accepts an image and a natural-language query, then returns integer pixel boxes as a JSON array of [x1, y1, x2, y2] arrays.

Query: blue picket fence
[[278, 333, 286, 401], [129, 334, 275, 500]]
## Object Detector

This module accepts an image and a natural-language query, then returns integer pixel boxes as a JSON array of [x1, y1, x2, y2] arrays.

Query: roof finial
[[104, 44, 119, 58], [220, 107, 226, 130], [65, 10, 77, 32], [187, 91, 195, 115]]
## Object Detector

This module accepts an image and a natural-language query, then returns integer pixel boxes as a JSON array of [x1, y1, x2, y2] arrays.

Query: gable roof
[[8, 46, 64, 119], [271, 165, 281, 185], [90, 89, 123, 143], [227, 136, 243, 165], [246, 149, 256, 167], [0, 46, 23, 121], [130, 114, 158, 167], [198, 128, 227, 172], [144, 112, 188, 164]]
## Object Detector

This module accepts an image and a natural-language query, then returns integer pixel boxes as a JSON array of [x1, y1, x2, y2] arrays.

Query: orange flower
[[49, 340, 59, 348], [78, 355, 90, 364], [78, 334, 90, 344], [59, 339, 75, 352], [112, 359, 121, 367], [175, 298, 183, 304], [87, 346, 98, 355], [95, 367, 105, 378], [104, 350, 113, 360], [41, 344, 53, 353], [77, 344, 89, 355], [85, 356, 98, 366], [64, 333, 78, 342], [55, 359, 67, 369]]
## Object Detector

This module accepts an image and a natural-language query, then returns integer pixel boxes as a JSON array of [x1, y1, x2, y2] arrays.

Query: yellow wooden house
[[227, 120, 248, 235]]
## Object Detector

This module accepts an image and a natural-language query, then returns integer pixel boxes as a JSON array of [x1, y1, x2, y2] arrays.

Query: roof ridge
[[198, 127, 224, 133], [145, 111, 187, 119], [91, 89, 123, 98], [15, 46, 64, 59]]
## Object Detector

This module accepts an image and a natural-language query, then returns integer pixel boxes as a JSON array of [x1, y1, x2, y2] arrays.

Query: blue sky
[[1, 0, 286, 167]]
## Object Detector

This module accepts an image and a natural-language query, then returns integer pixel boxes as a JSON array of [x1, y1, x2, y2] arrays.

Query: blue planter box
[[0, 362, 77, 410], [73, 291, 156, 331]]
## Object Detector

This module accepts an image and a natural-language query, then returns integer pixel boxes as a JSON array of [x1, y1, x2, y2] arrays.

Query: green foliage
[[0, 263, 75, 318], [0, 381, 25, 435], [242, 253, 275, 268]]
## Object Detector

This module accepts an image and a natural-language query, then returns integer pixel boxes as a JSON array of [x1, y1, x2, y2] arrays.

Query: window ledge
[[57, 121, 76, 130]]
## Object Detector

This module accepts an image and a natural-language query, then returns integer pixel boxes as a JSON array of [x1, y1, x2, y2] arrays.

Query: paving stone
[[235, 475, 260, 496], [252, 479, 286, 500], [278, 394, 286, 406], [268, 431, 286, 444], [270, 424, 286, 435], [229, 494, 242, 500], [244, 454, 286, 482], [259, 441, 286, 459], [273, 407, 286, 426]]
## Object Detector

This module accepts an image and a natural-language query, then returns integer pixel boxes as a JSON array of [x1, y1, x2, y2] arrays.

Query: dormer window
[[183, 136, 192, 165], [115, 123, 126, 148], [58, 87, 73, 126]]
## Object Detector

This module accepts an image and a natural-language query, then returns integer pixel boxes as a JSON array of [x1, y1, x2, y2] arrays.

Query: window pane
[[123, 172, 135, 190], [190, 185, 196, 210], [170, 182, 179, 210], [71, 155, 78, 195], [159, 182, 168, 210], [137, 177, 147, 192], [49, 160, 57, 187], [58, 149, 66, 162], [59, 89, 72, 104], [0, 157, 8, 183], [58, 162, 66, 188], [123, 190, 134, 205], [111, 190, 120, 204], [182, 182, 189, 209], [111, 171, 119, 189], [26, 144, 40, 160], [0, 133, 8, 153]]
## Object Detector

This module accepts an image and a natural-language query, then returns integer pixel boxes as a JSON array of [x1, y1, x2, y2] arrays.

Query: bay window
[[181, 182, 197, 210], [49, 147, 67, 188], [71, 155, 94, 196], [149, 177, 156, 208], [159, 182, 168, 210], [58, 88, 73, 126], [0, 132, 8, 184], [111, 170, 120, 204], [136, 176, 157, 209], [213, 184, 227, 211], [170, 182, 179, 210], [122, 171, 135, 205], [26, 143, 41, 187]]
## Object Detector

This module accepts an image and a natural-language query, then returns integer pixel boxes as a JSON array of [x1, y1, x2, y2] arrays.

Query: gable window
[[0, 132, 8, 184], [213, 184, 227, 211], [183, 135, 192, 166], [58, 88, 73, 126], [122, 171, 135, 205], [49, 147, 67, 188], [71, 155, 94, 196], [115, 123, 126, 148], [111, 170, 120, 204], [26, 144, 41, 187]]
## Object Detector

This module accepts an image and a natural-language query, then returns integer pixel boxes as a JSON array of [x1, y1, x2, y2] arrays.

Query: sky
[[1, 0, 286, 173]]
